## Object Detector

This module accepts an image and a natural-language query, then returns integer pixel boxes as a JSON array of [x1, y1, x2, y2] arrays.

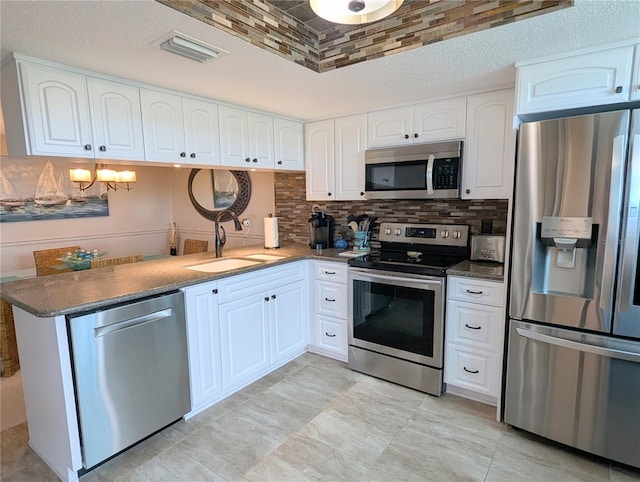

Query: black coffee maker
[[308, 211, 333, 249]]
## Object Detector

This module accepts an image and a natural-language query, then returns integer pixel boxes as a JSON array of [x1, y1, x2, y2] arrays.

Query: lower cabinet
[[183, 262, 307, 415]]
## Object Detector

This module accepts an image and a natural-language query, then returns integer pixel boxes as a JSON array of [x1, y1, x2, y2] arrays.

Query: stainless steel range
[[348, 222, 469, 396]]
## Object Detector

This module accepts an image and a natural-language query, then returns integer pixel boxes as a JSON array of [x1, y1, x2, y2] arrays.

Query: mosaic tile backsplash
[[275, 172, 508, 248]]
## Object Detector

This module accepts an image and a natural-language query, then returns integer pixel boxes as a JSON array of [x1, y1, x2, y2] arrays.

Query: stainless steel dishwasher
[[67, 291, 190, 469]]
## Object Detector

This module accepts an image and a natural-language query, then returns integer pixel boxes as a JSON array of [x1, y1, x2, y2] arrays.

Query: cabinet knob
[[271, 294, 276, 299], [212, 289, 218, 294], [180, 152, 186, 157], [245, 157, 251, 163], [252, 158, 258, 163], [615, 85, 623, 93], [328, 192, 332, 196], [83, 144, 92, 151], [414, 133, 418, 138], [404, 134, 409, 139], [360, 191, 364, 196], [99, 145, 106, 152], [465, 189, 471, 194], [190, 153, 196, 158], [264, 296, 270, 302], [277, 160, 283, 165]]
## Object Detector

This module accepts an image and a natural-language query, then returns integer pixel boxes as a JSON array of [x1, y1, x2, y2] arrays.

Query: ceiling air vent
[[160, 32, 226, 63]]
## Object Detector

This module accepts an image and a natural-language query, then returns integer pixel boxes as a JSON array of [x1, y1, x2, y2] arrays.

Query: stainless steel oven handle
[[426, 154, 435, 194], [351, 271, 443, 287]]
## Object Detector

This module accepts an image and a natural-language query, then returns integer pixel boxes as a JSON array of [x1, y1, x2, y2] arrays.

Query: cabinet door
[[87, 78, 144, 161], [313, 314, 348, 361], [218, 295, 270, 390], [335, 114, 366, 201], [271, 281, 307, 365], [462, 89, 515, 200], [140, 89, 186, 163], [631, 45, 640, 102], [183, 98, 220, 166], [274, 118, 304, 171], [305, 119, 335, 201], [248, 112, 274, 169], [516, 45, 635, 114], [367, 106, 412, 148], [413, 97, 466, 143], [219, 106, 250, 168], [20, 63, 94, 157], [183, 283, 223, 411]]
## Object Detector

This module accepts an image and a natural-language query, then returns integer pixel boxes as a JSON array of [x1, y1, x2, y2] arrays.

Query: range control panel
[[379, 222, 469, 247]]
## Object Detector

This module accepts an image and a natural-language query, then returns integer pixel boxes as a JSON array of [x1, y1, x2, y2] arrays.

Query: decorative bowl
[[58, 251, 106, 270]]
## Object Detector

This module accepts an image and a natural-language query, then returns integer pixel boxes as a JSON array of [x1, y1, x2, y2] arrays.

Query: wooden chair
[[33, 246, 81, 276], [183, 239, 208, 255], [90, 254, 143, 269], [1, 297, 19, 377]]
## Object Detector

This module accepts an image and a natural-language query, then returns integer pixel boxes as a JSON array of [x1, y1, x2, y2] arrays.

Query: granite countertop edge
[[0, 244, 353, 318], [447, 259, 505, 282]]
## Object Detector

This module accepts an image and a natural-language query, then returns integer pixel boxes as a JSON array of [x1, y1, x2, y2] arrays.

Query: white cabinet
[[271, 281, 307, 365], [306, 115, 366, 201], [141, 89, 220, 165], [274, 118, 304, 171], [516, 44, 636, 115], [219, 106, 274, 169], [462, 89, 516, 200], [308, 261, 349, 361], [2, 60, 145, 160], [183, 281, 223, 413], [367, 97, 466, 148], [631, 46, 640, 102], [445, 276, 505, 406]]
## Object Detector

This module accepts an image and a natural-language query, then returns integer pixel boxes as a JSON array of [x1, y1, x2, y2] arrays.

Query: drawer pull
[[463, 367, 479, 374], [465, 289, 483, 295], [324, 271, 336, 275], [325, 332, 336, 337], [325, 298, 336, 302], [464, 324, 481, 330]]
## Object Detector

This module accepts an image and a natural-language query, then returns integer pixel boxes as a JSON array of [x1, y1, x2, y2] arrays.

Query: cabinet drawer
[[444, 345, 499, 397], [316, 281, 348, 318], [447, 276, 504, 306], [316, 315, 348, 354], [447, 301, 504, 353], [314, 261, 348, 284], [218, 262, 305, 303]]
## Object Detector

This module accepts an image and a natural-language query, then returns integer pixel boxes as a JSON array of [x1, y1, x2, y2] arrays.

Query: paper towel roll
[[264, 217, 280, 248]]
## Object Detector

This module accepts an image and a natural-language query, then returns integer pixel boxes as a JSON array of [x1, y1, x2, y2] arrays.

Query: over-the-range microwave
[[364, 140, 462, 200]]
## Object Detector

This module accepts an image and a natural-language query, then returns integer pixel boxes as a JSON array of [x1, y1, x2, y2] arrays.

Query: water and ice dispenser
[[533, 216, 598, 298]]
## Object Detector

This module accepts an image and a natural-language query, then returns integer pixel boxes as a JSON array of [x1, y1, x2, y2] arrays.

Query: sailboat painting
[[0, 159, 109, 223]]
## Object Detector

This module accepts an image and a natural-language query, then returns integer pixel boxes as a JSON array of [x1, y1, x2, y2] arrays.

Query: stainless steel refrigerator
[[505, 109, 640, 469]]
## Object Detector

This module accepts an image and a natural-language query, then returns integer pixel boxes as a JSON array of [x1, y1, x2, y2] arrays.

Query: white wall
[[0, 156, 276, 273]]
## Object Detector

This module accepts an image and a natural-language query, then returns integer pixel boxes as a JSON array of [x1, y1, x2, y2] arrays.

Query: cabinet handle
[[465, 189, 471, 194], [99, 145, 106, 152], [325, 332, 336, 337], [271, 294, 276, 299], [264, 297, 270, 302], [328, 192, 332, 196], [463, 367, 479, 374], [180, 152, 186, 157], [360, 191, 364, 196], [324, 271, 336, 275], [404, 134, 409, 139], [615, 85, 623, 93], [277, 160, 283, 165], [245, 157, 251, 163], [464, 324, 481, 330], [190, 153, 196, 158], [84, 144, 92, 151], [466, 289, 483, 295], [414, 133, 418, 138], [325, 297, 336, 302], [212, 289, 218, 294], [252, 158, 258, 163]]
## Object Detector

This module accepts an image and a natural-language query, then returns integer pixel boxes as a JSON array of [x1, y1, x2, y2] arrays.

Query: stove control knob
[[441, 230, 450, 238], [394, 228, 402, 236], [384, 228, 392, 235], [452, 230, 461, 239]]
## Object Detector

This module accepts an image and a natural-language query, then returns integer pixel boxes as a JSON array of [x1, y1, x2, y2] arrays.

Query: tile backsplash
[[275, 173, 509, 248]]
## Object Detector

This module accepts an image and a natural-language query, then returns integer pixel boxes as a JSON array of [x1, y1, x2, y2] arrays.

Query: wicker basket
[[1, 298, 19, 377]]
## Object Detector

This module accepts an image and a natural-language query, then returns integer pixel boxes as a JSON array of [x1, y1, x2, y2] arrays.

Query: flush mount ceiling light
[[310, 0, 404, 25], [160, 32, 227, 62]]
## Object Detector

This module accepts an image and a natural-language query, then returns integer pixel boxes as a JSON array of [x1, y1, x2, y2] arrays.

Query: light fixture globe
[[310, 0, 404, 25]]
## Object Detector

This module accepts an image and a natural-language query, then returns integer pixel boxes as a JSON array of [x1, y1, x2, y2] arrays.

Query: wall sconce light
[[69, 165, 137, 192]]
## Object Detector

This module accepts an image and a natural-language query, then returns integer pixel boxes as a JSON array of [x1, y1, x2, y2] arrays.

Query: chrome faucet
[[214, 210, 243, 258]]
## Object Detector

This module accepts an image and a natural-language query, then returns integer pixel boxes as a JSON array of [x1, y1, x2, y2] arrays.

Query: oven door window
[[352, 279, 436, 358]]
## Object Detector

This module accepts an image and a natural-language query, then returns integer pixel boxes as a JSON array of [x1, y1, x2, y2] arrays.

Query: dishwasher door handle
[[94, 308, 173, 338]]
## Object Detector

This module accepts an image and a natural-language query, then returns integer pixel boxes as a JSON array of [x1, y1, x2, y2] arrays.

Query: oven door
[[348, 268, 445, 367]]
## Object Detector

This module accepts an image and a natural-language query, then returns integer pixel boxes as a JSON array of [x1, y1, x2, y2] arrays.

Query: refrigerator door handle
[[516, 327, 640, 363], [599, 134, 627, 313]]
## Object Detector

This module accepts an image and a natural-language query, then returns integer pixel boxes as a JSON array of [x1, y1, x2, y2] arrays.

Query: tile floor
[[1, 352, 639, 481]]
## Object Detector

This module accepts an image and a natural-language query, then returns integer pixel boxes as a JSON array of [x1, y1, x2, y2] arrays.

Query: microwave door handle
[[426, 154, 435, 194]]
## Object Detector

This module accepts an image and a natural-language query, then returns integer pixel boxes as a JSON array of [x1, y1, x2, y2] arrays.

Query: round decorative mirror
[[188, 169, 251, 222]]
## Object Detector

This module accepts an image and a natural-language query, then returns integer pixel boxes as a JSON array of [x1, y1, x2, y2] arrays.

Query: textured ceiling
[[1, 0, 639, 122]]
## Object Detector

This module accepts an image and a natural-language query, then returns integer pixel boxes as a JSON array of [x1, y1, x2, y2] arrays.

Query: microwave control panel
[[433, 158, 459, 189]]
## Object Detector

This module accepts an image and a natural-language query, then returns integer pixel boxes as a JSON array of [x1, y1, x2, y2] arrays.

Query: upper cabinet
[[274, 118, 304, 171], [305, 119, 335, 201], [462, 89, 516, 200], [219, 106, 275, 169], [182, 98, 221, 166], [516, 43, 637, 115], [1, 60, 144, 160], [367, 97, 466, 148]]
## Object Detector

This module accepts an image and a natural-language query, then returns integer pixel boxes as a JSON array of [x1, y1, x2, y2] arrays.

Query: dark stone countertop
[[0, 244, 353, 318], [447, 259, 505, 282]]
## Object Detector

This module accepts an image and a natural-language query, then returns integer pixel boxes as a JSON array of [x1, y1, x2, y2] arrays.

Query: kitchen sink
[[243, 253, 286, 261], [186, 258, 261, 273]]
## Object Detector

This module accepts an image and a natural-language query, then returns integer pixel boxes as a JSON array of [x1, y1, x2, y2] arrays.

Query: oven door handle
[[351, 271, 443, 287], [426, 154, 435, 194]]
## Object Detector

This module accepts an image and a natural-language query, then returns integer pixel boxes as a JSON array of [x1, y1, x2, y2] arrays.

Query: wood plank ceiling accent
[[156, 0, 573, 73]]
